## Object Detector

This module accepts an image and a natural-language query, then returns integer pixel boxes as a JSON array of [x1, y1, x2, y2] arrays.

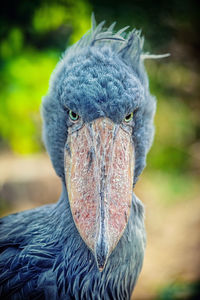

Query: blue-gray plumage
[[0, 17, 164, 299]]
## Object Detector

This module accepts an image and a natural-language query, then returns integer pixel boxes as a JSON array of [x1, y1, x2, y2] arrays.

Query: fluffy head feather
[[42, 17, 159, 184]]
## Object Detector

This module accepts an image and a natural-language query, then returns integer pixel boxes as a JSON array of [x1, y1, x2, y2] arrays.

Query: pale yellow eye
[[124, 112, 133, 123]]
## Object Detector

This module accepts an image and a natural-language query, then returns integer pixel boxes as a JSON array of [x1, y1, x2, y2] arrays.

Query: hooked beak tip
[[96, 258, 107, 272], [95, 239, 109, 272], [98, 266, 104, 272]]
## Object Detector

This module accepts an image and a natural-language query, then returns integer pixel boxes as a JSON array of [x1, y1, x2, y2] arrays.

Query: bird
[[0, 16, 166, 299]]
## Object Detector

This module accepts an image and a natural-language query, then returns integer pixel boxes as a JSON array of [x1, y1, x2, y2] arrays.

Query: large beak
[[65, 117, 134, 271]]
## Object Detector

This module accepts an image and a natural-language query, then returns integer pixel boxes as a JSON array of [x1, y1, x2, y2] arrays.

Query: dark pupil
[[126, 114, 131, 120], [69, 110, 79, 121], [71, 112, 77, 119]]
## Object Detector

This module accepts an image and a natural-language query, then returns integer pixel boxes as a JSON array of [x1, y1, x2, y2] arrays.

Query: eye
[[69, 110, 79, 122], [124, 112, 134, 123]]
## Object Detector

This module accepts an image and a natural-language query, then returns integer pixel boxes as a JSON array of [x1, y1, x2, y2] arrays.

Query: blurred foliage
[[146, 60, 200, 174], [0, 0, 91, 153], [0, 0, 200, 179], [157, 281, 200, 300], [0, 51, 58, 153]]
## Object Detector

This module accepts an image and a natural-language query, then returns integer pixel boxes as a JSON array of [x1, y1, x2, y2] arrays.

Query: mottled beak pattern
[[65, 118, 134, 271]]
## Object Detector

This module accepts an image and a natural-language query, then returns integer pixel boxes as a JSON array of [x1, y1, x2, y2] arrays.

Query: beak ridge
[[65, 117, 134, 270]]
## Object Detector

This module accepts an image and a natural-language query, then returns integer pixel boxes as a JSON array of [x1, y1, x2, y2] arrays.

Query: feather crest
[[64, 14, 169, 68]]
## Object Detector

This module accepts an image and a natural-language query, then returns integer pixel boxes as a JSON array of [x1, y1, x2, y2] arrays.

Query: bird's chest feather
[[0, 200, 145, 300], [42, 207, 145, 299]]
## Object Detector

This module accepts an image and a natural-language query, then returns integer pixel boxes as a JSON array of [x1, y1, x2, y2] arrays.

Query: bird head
[[42, 18, 156, 271]]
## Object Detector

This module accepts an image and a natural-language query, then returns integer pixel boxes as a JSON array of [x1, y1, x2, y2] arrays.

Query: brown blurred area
[[0, 154, 61, 216]]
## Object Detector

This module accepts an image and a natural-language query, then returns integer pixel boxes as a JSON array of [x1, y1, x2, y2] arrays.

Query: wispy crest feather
[[65, 14, 169, 64]]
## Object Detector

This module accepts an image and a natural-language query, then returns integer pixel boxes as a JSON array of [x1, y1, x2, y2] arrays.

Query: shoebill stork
[[0, 17, 167, 299]]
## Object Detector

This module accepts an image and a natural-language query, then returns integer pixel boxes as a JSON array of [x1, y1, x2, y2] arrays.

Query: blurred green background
[[0, 0, 199, 299]]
